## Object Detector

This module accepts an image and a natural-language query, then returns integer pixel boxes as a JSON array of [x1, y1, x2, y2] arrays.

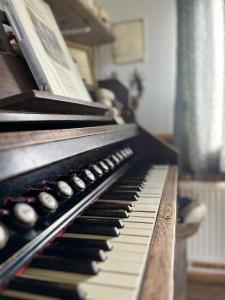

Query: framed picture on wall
[[67, 41, 97, 88], [113, 19, 145, 64]]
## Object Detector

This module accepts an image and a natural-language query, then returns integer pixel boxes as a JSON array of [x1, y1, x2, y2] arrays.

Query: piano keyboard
[[2, 165, 168, 300]]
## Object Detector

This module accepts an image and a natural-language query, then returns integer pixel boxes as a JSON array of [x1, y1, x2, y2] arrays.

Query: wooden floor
[[187, 270, 225, 300]]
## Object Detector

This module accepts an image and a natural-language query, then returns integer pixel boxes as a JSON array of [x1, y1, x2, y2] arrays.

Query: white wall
[[95, 0, 177, 134]]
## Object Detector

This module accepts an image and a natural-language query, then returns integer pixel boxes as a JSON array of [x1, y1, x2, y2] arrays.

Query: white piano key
[[99, 259, 143, 275], [137, 197, 160, 202], [112, 234, 150, 245], [120, 227, 152, 237], [138, 194, 162, 198], [112, 242, 148, 253], [124, 216, 154, 223], [106, 250, 145, 262], [122, 221, 153, 229], [132, 205, 158, 212], [83, 284, 135, 300], [63, 233, 150, 245], [24, 268, 139, 289], [130, 212, 156, 218]]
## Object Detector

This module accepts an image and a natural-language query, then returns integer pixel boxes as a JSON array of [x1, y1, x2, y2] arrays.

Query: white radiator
[[179, 181, 225, 264]]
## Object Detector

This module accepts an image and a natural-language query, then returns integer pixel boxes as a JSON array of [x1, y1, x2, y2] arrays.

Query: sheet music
[[2, 0, 92, 102]]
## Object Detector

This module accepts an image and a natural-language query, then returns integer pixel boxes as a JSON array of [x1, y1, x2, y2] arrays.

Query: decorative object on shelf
[[113, 19, 144, 64], [96, 88, 115, 108], [67, 41, 97, 88], [97, 5, 110, 25], [129, 68, 144, 110], [79, 0, 95, 11], [99, 79, 136, 123], [95, 87, 124, 124]]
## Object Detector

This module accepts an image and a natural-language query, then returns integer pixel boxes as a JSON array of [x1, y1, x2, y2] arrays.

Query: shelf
[[0, 90, 110, 115], [46, 0, 114, 47]]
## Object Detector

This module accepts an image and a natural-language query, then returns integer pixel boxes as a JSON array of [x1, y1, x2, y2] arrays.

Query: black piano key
[[122, 176, 147, 180], [93, 202, 132, 212], [104, 190, 140, 196], [104, 190, 139, 197], [43, 245, 106, 261], [119, 178, 146, 183], [101, 193, 139, 201], [98, 200, 135, 207], [0, 296, 21, 300], [76, 217, 124, 228], [67, 224, 120, 237], [112, 185, 143, 192], [55, 236, 113, 251], [84, 208, 130, 219], [30, 255, 99, 275], [118, 182, 145, 189], [8, 277, 85, 300]]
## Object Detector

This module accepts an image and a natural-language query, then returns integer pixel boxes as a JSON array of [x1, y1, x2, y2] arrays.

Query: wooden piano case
[[0, 10, 178, 300]]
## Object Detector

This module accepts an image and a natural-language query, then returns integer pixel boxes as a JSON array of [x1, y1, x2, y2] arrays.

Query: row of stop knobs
[[0, 147, 134, 250]]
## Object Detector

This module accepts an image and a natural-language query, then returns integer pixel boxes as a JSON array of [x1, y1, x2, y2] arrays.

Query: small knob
[[83, 169, 96, 183], [47, 181, 73, 200], [71, 175, 86, 191], [111, 154, 120, 165], [60, 174, 86, 192], [0, 223, 9, 249], [37, 192, 59, 213], [57, 181, 73, 197], [115, 151, 124, 162], [91, 164, 103, 177], [13, 203, 38, 226], [119, 149, 128, 160], [98, 161, 109, 172], [124, 147, 133, 157], [104, 158, 115, 170]]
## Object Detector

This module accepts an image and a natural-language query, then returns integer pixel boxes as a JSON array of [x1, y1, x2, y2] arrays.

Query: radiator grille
[[179, 181, 225, 263]]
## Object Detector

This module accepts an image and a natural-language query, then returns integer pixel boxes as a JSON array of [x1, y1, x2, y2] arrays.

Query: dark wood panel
[[133, 127, 178, 165], [0, 124, 138, 181], [0, 53, 37, 99], [0, 124, 137, 150], [139, 166, 178, 300]]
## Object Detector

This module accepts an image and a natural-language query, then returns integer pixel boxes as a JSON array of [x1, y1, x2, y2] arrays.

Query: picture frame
[[67, 41, 97, 88], [112, 19, 145, 64]]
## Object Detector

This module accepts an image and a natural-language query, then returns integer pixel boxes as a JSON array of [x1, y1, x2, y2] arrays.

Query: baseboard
[[191, 261, 225, 270], [188, 265, 225, 284]]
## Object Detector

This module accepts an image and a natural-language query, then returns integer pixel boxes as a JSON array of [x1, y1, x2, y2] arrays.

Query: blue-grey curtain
[[175, 0, 225, 177]]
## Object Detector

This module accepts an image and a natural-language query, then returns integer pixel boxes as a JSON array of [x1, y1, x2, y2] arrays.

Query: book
[[2, 0, 92, 102]]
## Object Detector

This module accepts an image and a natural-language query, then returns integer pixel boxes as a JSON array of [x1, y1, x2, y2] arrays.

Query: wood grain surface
[[0, 53, 37, 99], [139, 166, 178, 300], [46, 0, 114, 46]]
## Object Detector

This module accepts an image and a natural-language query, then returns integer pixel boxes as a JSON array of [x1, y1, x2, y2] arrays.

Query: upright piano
[[0, 10, 178, 300]]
